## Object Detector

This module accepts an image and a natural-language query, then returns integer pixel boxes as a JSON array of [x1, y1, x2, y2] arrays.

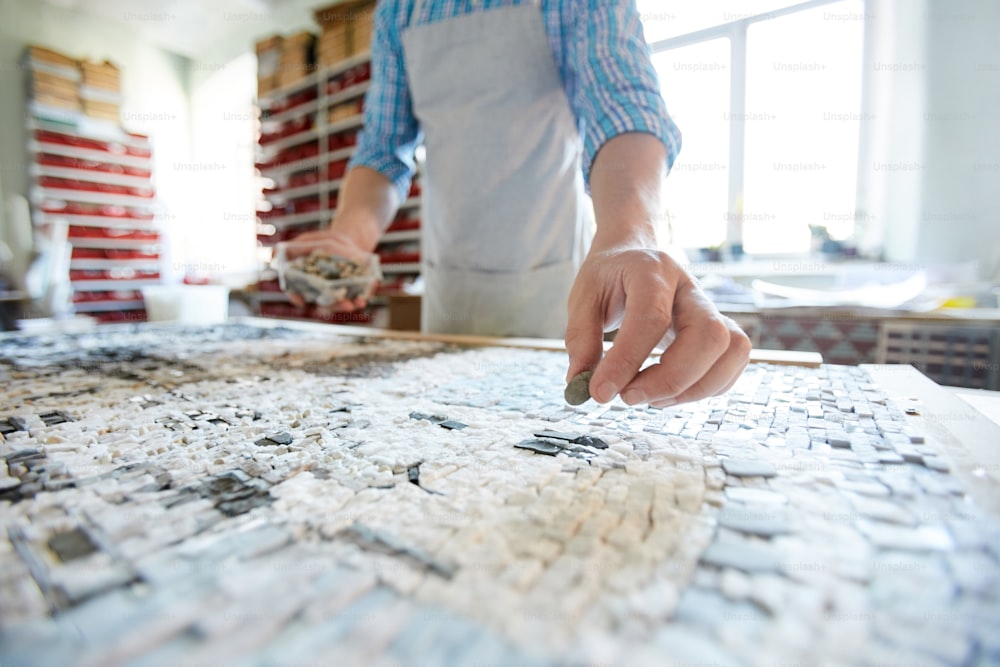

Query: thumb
[[564, 286, 605, 383]]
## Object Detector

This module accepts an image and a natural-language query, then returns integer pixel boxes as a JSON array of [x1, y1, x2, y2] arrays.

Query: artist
[[290, 0, 751, 407]]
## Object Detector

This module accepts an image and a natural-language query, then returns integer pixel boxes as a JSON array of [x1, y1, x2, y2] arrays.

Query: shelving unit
[[26, 103, 162, 323], [255, 45, 423, 325]]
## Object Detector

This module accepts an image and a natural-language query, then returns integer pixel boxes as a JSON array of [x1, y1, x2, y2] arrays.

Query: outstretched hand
[[565, 245, 751, 407], [281, 230, 374, 311]]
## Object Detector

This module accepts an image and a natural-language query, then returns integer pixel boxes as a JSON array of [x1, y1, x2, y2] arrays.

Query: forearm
[[588, 132, 667, 251], [328, 166, 401, 252]]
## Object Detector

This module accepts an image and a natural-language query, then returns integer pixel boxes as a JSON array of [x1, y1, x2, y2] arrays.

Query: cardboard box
[[313, 0, 376, 65], [258, 73, 278, 96], [32, 91, 82, 112], [255, 35, 282, 55], [82, 99, 120, 123], [313, 0, 375, 28], [327, 101, 359, 124], [24, 45, 78, 71], [28, 70, 79, 97], [317, 23, 350, 67], [276, 64, 315, 89], [80, 60, 121, 92], [387, 294, 421, 331], [256, 34, 283, 86], [275, 31, 316, 88], [352, 7, 375, 54]]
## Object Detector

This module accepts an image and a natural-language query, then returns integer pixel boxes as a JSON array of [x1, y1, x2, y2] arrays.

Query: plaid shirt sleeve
[[348, 0, 681, 196], [347, 0, 421, 203], [567, 0, 682, 184]]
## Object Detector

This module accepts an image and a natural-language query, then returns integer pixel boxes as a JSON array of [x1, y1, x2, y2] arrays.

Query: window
[[651, 39, 730, 250], [641, 0, 867, 257]]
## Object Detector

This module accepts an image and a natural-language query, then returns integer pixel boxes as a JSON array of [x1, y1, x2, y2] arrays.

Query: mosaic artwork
[[1, 322, 999, 666]]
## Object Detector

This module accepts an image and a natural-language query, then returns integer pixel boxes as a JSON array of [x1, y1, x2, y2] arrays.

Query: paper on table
[[751, 271, 931, 309]]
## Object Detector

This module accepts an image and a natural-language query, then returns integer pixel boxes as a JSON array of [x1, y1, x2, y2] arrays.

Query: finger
[[288, 292, 306, 307], [623, 284, 733, 404], [590, 274, 677, 404], [647, 324, 751, 407], [564, 281, 605, 383]]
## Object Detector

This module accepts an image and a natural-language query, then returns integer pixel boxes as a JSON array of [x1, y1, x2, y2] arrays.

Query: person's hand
[[565, 246, 751, 407], [280, 229, 375, 311]]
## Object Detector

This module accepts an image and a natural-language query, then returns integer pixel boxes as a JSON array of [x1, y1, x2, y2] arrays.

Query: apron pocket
[[422, 259, 577, 338]]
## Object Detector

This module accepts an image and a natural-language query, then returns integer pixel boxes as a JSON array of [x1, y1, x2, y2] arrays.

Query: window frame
[[647, 0, 866, 259]]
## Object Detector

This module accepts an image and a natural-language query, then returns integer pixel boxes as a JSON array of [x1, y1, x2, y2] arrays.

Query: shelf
[[70, 279, 161, 291], [31, 164, 152, 189], [70, 259, 160, 270], [399, 196, 422, 210], [321, 51, 373, 81], [381, 262, 421, 275], [380, 229, 421, 244], [73, 299, 146, 313], [28, 114, 151, 151], [325, 114, 365, 135], [37, 211, 158, 230], [258, 114, 365, 157], [33, 187, 156, 209], [324, 81, 371, 109], [327, 146, 356, 163], [266, 179, 341, 202], [24, 59, 80, 82], [259, 72, 322, 105], [262, 210, 332, 230], [258, 51, 373, 108], [259, 146, 356, 179], [263, 98, 320, 126], [259, 127, 322, 154], [260, 155, 321, 178], [29, 140, 152, 169], [67, 237, 160, 250]]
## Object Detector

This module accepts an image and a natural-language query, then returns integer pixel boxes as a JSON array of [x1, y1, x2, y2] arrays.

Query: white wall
[[0, 0, 194, 285], [919, 0, 1000, 275], [862, 0, 1000, 279]]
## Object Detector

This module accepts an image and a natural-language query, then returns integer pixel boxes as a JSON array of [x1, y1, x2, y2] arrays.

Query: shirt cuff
[[347, 146, 414, 204], [582, 91, 683, 184]]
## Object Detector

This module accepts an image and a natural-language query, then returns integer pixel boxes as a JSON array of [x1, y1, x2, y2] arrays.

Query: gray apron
[[401, 0, 590, 338]]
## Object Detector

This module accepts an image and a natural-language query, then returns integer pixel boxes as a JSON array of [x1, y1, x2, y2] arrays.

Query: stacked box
[[23, 45, 81, 112], [24, 45, 78, 70], [313, 0, 376, 67], [352, 5, 376, 55], [80, 59, 122, 122], [256, 35, 283, 96], [80, 60, 120, 92], [327, 102, 357, 124], [316, 22, 350, 67], [275, 31, 316, 89]]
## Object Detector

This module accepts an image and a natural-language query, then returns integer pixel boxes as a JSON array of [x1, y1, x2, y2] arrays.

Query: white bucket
[[142, 285, 229, 324]]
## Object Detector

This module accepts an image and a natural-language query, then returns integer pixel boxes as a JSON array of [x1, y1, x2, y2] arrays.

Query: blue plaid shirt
[[348, 0, 682, 202]]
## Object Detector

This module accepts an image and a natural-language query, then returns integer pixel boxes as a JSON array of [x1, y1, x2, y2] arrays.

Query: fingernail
[[597, 382, 618, 403], [623, 389, 647, 405], [652, 398, 677, 408]]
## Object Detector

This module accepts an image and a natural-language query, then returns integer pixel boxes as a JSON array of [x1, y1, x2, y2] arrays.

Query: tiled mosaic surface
[[1, 322, 999, 666]]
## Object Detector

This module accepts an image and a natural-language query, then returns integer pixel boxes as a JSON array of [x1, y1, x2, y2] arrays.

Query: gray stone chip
[[514, 439, 563, 456], [565, 371, 593, 405]]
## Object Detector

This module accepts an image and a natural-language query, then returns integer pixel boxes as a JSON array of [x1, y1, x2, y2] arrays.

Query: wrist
[[591, 215, 658, 253], [588, 133, 667, 253], [328, 213, 381, 254]]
